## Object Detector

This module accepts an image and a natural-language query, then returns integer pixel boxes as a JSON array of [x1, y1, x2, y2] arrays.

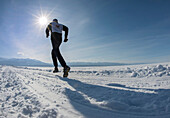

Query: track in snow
[[0, 65, 170, 118]]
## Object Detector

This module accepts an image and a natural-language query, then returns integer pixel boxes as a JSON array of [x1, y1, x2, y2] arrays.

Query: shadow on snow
[[56, 75, 170, 118]]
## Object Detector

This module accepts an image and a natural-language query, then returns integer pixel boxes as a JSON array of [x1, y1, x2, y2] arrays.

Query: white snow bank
[[0, 66, 59, 118], [0, 63, 170, 118], [67, 64, 170, 78]]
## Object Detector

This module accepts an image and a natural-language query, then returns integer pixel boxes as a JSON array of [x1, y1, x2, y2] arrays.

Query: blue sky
[[0, 0, 170, 63]]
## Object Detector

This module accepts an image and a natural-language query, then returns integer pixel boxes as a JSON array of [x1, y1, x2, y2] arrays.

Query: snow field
[[0, 63, 170, 118]]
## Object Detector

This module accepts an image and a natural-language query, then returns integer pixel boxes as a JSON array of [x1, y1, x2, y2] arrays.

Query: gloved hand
[[64, 38, 68, 42], [46, 34, 49, 38]]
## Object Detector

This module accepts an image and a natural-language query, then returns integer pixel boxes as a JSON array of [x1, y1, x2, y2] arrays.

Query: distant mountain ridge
[[0, 57, 142, 67], [0, 57, 52, 66], [67, 62, 129, 67]]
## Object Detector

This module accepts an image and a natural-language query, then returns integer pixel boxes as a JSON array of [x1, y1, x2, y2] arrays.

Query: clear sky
[[0, 0, 170, 63]]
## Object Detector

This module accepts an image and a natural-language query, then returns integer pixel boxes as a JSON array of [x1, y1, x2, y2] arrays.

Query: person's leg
[[55, 47, 70, 77], [51, 33, 60, 71], [51, 49, 59, 72], [52, 32, 67, 68], [51, 32, 70, 76], [56, 48, 66, 67]]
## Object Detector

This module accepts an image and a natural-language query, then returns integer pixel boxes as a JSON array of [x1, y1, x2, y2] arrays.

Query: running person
[[46, 19, 70, 77]]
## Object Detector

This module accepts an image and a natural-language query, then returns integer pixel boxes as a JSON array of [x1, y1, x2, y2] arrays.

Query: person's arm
[[63, 25, 69, 42], [45, 23, 52, 38]]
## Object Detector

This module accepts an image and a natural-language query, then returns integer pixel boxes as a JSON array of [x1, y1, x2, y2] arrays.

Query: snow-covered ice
[[0, 62, 170, 118]]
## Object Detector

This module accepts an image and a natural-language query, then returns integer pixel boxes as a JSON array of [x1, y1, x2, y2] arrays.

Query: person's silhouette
[[46, 19, 70, 77]]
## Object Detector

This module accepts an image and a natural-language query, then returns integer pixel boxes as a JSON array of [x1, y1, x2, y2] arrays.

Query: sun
[[38, 16, 48, 25], [31, 7, 54, 28]]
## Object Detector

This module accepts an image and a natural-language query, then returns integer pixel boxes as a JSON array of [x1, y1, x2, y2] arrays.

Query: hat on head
[[53, 19, 58, 22]]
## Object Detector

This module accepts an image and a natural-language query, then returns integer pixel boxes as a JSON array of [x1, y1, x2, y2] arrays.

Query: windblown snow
[[0, 63, 170, 118]]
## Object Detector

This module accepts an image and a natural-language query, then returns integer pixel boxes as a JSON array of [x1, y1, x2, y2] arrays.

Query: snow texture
[[0, 63, 170, 118]]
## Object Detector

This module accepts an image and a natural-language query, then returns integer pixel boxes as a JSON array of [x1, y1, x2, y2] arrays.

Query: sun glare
[[31, 7, 55, 28], [39, 16, 48, 25]]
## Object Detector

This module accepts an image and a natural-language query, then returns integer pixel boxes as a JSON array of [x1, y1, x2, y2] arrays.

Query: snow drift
[[0, 63, 170, 118]]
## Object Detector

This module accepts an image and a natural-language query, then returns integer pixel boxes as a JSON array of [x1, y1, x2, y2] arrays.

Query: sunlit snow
[[0, 62, 170, 118]]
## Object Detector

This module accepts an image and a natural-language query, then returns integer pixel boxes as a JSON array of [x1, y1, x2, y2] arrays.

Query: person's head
[[53, 19, 58, 23]]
